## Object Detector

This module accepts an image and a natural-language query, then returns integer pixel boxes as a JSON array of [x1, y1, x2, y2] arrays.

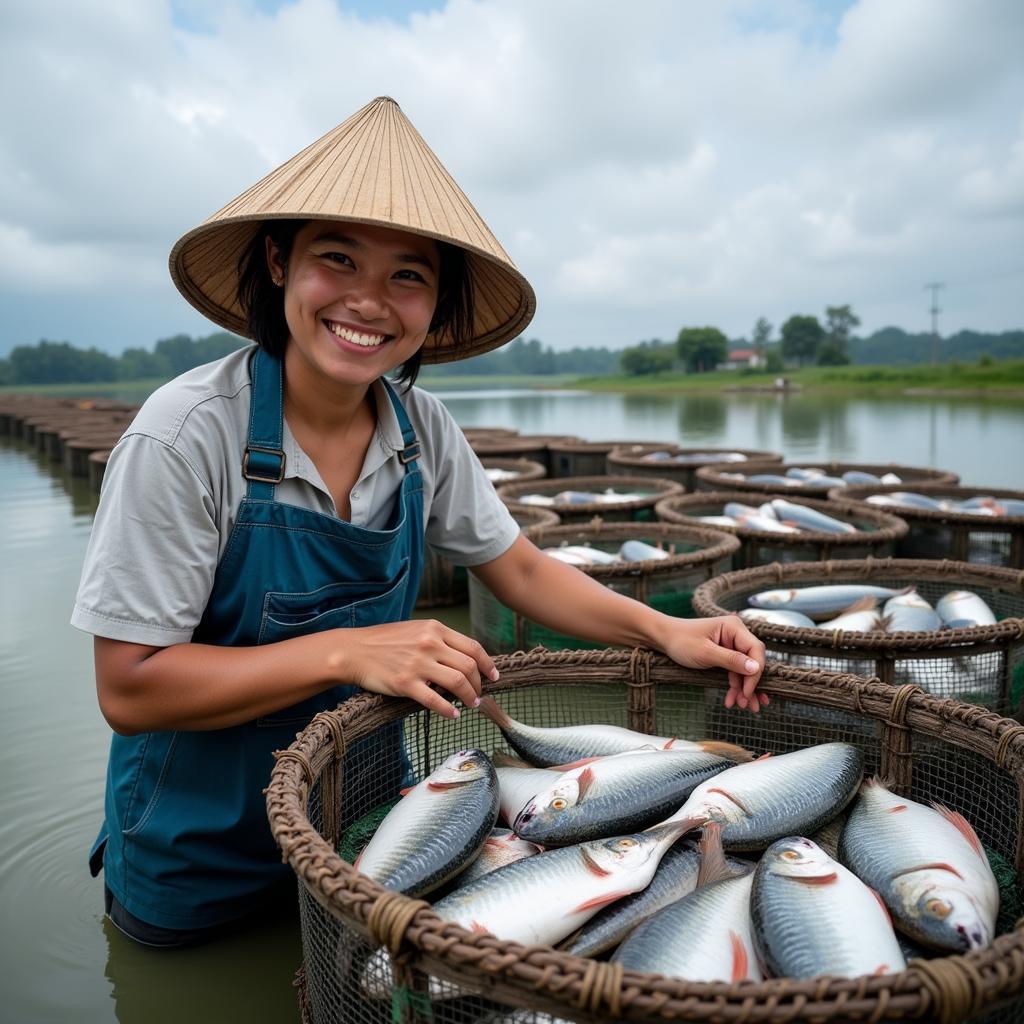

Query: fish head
[[763, 837, 837, 881], [912, 885, 992, 952], [582, 818, 694, 879], [512, 777, 580, 832], [428, 749, 493, 789], [748, 589, 795, 609]]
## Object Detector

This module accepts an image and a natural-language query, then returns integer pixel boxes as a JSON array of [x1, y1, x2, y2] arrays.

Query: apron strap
[[380, 378, 422, 473], [243, 348, 286, 500]]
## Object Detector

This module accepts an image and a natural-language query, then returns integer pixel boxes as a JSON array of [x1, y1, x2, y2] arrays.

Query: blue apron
[[90, 348, 424, 930]]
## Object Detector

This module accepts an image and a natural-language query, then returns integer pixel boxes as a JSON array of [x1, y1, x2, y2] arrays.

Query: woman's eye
[[394, 269, 427, 283], [323, 251, 353, 266]]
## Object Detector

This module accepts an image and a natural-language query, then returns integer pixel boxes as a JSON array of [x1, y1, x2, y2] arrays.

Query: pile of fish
[[486, 467, 528, 483], [516, 488, 653, 508], [694, 498, 858, 536], [642, 450, 749, 464], [864, 492, 1024, 517], [542, 539, 671, 566], [719, 467, 903, 489], [739, 583, 998, 632], [352, 700, 999, 997]]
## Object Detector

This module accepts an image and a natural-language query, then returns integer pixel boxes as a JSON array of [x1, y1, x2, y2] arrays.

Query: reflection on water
[[1, 388, 1021, 1023]]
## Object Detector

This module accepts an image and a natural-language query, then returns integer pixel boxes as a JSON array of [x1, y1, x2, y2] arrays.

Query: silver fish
[[618, 539, 670, 562], [770, 498, 857, 535], [543, 544, 620, 566], [613, 823, 761, 983], [814, 597, 883, 632], [884, 590, 941, 632], [495, 763, 564, 825], [513, 749, 735, 846], [456, 828, 542, 885], [517, 494, 557, 507], [749, 584, 907, 617], [882, 491, 946, 511], [355, 749, 499, 897], [665, 743, 864, 851], [739, 608, 816, 629], [936, 590, 997, 628], [477, 697, 752, 767], [838, 778, 999, 952], [843, 470, 883, 485], [752, 836, 906, 978], [724, 501, 765, 518], [746, 473, 803, 487], [696, 514, 740, 527]]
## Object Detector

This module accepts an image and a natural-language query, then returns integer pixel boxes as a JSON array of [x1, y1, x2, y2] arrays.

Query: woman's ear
[[265, 235, 285, 287]]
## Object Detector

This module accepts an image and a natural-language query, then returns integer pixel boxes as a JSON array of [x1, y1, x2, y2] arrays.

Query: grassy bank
[[571, 359, 1024, 396]]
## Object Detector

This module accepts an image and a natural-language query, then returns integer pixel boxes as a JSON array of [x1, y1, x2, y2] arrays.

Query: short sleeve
[[71, 433, 221, 646], [422, 409, 520, 567]]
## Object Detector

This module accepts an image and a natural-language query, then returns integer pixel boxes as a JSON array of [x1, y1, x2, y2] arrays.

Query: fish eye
[[617, 838, 638, 849], [550, 798, 568, 811], [926, 899, 952, 919], [780, 849, 801, 861], [458, 760, 476, 771]]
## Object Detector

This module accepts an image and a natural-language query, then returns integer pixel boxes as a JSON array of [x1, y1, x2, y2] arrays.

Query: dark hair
[[236, 219, 475, 389]]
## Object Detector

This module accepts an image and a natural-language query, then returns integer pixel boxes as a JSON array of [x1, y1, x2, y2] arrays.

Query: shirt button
[[352, 491, 360, 500]]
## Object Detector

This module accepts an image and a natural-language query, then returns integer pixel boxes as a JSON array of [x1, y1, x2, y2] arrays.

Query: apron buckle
[[398, 443, 421, 464], [243, 446, 286, 483]]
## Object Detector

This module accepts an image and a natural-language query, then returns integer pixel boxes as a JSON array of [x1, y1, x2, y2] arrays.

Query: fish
[[842, 470, 883, 485], [486, 468, 522, 483], [724, 501, 765, 518], [745, 473, 803, 487], [880, 472, 903, 484], [513, 749, 736, 846], [838, 778, 999, 952], [770, 498, 857, 535], [936, 590, 997, 628], [813, 596, 884, 632], [665, 743, 864, 851], [696, 514, 740, 527], [751, 836, 906, 979], [455, 828, 542, 885], [355, 749, 500, 897], [552, 490, 605, 505], [884, 590, 942, 632], [594, 490, 649, 504], [737, 513, 801, 534], [784, 468, 847, 488], [748, 584, 908, 617], [786, 467, 824, 481], [612, 823, 761, 983], [739, 608, 817, 629], [880, 491, 946, 511], [618, 539, 670, 561], [542, 548, 592, 566], [476, 697, 753, 767], [543, 544, 620, 566], [517, 494, 557, 507], [495, 763, 565, 825]]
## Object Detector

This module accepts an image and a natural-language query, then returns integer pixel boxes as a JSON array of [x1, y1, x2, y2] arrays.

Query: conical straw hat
[[169, 96, 535, 363]]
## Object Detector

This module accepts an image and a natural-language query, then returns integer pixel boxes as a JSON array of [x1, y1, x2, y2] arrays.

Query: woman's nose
[[344, 277, 388, 319]]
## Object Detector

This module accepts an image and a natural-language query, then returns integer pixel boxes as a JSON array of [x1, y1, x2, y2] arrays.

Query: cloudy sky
[[1, 0, 1022, 356]]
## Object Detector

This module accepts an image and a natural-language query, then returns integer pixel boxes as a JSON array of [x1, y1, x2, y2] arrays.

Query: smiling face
[[266, 220, 441, 392]]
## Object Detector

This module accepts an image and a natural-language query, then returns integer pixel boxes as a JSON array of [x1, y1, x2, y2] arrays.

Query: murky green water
[[1, 389, 1020, 1022]]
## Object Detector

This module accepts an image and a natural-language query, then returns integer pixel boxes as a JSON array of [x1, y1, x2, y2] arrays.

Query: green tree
[[676, 326, 728, 374], [620, 344, 674, 376], [765, 348, 785, 373], [780, 315, 825, 367], [819, 304, 859, 366], [118, 347, 169, 380], [752, 317, 772, 363], [8, 339, 118, 383]]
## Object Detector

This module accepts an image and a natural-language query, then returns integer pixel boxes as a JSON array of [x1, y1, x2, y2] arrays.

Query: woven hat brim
[[167, 97, 536, 363]]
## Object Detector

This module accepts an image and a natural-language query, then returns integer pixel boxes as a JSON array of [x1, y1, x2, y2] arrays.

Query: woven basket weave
[[827, 484, 1024, 569], [468, 521, 739, 653], [607, 445, 783, 492], [692, 558, 1024, 717], [655, 491, 908, 569], [497, 475, 684, 525], [695, 461, 960, 497], [267, 649, 1024, 1024]]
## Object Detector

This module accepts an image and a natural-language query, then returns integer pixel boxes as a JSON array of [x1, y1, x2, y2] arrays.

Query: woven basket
[[469, 522, 739, 653], [497, 475, 684, 525], [267, 649, 1024, 1024], [607, 445, 784, 491], [828, 484, 1024, 569], [547, 440, 661, 479], [415, 505, 560, 610], [470, 436, 581, 476], [479, 457, 547, 487], [695, 461, 960, 497], [655, 491, 908, 569], [692, 558, 1024, 716], [462, 428, 519, 441]]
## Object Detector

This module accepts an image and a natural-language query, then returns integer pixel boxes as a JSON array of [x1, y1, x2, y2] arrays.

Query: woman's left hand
[[658, 615, 768, 713]]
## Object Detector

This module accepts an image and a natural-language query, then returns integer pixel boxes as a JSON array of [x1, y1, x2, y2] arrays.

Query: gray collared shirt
[[71, 346, 519, 646]]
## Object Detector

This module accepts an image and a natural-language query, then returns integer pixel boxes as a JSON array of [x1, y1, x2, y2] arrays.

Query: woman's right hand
[[331, 620, 499, 719]]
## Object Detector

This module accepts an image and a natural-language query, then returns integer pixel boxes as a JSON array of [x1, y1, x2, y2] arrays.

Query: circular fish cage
[[654, 491, 908, 569], [462, 428, 519, 441], [695, 461, 960, 497], [607, 445, 784, 492], [415, 504, 560, 610], [693, 557, 1024, 716], [828, 483, 1024, 569], [267, 649, 1024, 1024], [479, 457, 547, 488], [496, 475, 684, 525], [470, 436, 582, 476], [469, 521, 739, 653], [546, 439, 662, 479]]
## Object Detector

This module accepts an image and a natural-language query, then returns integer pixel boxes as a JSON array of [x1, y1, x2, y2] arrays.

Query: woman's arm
[[95, 619, 497, 735], [470, 535, 768, 712]]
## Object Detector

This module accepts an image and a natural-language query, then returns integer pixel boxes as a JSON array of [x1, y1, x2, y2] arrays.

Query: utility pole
[[924, 281, 944, 366]]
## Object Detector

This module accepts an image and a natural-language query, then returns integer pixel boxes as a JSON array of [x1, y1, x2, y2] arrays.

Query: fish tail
[[842, 596, 879, 613], [700, 739, 755, 763], [491, 750, 534, 768], [477, 696, 513, 731], [696, 822, 745, 887]]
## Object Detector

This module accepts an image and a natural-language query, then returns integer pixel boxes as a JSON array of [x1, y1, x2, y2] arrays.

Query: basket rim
[[265, 648, 1024, 1022], [608, 444, 784, 466], [695, 461, 961, 495], [691, 556, 1024, 649], [497, 475, 685, 514], [654, 490, 909, 543], [827, 483, 1024, 525]]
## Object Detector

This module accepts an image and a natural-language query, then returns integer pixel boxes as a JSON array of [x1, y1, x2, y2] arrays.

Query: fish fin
[[477, 696, 512, 731], [574, 766, 597, 802], [869, 887, 894, 926], [662, 737, 678, 750], [706, 787, 752, 815], [755, 752, 773, 761], [469, 920, 489, 935], [932, 804, 985, 858], [888, 805, 908, 813], [574, 891, 629, 913], [491, 750, 535, 769], [580, 847, 611, 877], [696, 822, 739, 887], [787, 872, 838, 886], [398, 786, 414, 797], [700, 739, 755, 763], [353, 850, 363, 870], [729, 930, 749, 983], [873, 964, 892, 976], [891, 862, 965, 882], [840, 596, 879, 613], [548, 756, 602, 771]]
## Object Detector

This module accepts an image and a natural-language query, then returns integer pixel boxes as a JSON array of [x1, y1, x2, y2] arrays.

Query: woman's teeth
[[328, 323, 386, 348]]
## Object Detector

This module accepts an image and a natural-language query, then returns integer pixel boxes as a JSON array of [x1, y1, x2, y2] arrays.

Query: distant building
[[719, 348, 765, 370]]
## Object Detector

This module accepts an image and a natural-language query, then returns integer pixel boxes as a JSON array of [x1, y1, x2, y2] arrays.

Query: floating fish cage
[[462, 428, 519, 441], [654, 491, 908, 569], [693, 558, 1024, 717], [470, 436, 581, 476], [479, 458, 547, 487], [496, 475, 684, 525], [267, 649, 1024, 1024], [607, 445, 784, 492], [415, 506, 560, 610], [695, 461, 960, 497], [468, 522, 738, 653], [828, 483, 1024, 569], [546, 439, 660, 479]]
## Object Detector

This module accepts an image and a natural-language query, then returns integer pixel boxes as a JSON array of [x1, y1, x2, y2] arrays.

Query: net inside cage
[[270, 652, 1024, 1024]]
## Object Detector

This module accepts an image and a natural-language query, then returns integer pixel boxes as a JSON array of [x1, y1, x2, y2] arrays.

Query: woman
[[73, 97, 765, 947]]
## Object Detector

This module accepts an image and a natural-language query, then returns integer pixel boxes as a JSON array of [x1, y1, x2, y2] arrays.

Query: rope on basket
[[907, 955, 987, 1024], [880, 683, 922, 793], [996, 726, 1024, 770], [314, 710, 348, 847], [366, 890, 432, 957], [627, 648, 654, 735], [576, 958, 623, 1017], [272, 748, 314, 788]]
